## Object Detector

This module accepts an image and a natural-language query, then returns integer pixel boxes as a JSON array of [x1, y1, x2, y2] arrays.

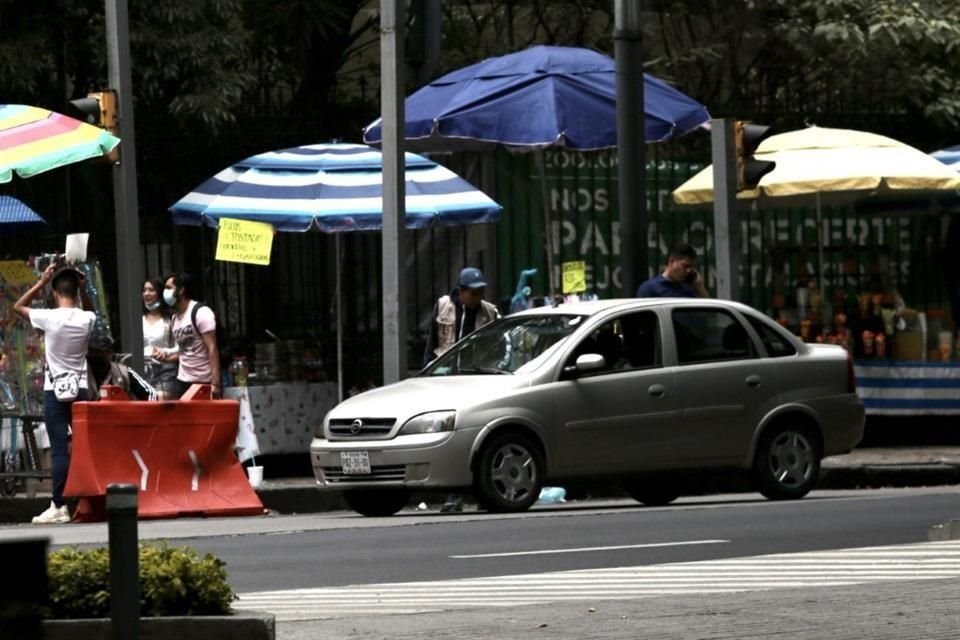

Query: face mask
[[145, 300, 161, 311], [163, 289, 177, 306]]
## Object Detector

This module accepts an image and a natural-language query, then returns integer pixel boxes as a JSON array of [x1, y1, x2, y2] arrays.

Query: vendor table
[[223, 382, 338, 460], [854, 361, 960, 416]]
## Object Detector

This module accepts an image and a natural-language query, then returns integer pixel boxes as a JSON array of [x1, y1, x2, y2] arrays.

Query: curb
[[2, 464, 958, 523], [820, 463, 960, 489], [43, 610, 274, 640]]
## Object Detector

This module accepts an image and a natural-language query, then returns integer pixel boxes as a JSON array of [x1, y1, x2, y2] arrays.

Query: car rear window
[[745, 315, 797, 357], [672, 308, 757, 364]]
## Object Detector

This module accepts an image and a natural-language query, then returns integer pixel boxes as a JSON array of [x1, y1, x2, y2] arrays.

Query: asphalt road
[[167, 488, 960, 592]]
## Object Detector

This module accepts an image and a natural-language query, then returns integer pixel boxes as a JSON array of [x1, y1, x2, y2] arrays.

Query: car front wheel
[[473, 432, 543, 513], [343, 489, 411, 517], [753, 425, 821, 500]]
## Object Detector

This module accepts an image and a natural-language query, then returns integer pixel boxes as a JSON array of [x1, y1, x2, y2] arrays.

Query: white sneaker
[[31, 501, 71, 525]]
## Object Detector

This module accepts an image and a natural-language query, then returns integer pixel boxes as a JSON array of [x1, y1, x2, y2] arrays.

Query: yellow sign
[[0, 260, 37, 285], [215, 218, 274, 266], [561, 260, 586, 294]]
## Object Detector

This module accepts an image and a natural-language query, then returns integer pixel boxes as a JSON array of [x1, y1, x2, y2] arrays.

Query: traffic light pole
[[106, 0, 144, 371], [614, 0, 646, 297], [380, 0, 408, 385], [711, 118, 741, 301]]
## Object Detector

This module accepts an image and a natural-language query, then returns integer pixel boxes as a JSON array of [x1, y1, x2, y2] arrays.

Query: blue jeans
[[43, 389, 89, 507]]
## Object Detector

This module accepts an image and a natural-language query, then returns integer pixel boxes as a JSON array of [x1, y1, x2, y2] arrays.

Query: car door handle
[[745, 375, 762, 389], [648, 384, 666, 398]]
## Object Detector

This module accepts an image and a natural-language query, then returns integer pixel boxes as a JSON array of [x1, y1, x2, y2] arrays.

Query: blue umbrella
[[169, 142, 502, 401], [0, 195, 47, 230], [363, 45, 709, 293], [362, 45, 710, 150], [932, 146, 960, 171], [169, 143, 502, 231]]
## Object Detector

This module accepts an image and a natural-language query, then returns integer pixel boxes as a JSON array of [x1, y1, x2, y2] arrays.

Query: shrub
[[47, 542, 236, 619]]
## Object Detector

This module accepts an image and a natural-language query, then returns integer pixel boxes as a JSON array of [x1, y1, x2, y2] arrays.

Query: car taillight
[[846, 355, 856, 393]]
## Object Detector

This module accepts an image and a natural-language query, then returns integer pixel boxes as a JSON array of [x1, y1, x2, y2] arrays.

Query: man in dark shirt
[[636, 243, 709, 298]]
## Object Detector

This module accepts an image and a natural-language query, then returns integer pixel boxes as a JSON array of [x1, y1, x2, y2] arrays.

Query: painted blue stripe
[[854, 360, 960, 369], [861, 398, 960, 409], [314, 211, 437, 232], [855, 377, 960, 389], [239, 148, 435, 172], [192, 177, 484, 200]]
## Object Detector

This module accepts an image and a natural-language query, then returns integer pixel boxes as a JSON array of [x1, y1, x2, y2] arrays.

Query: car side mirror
[[575, 353, 605, 372]]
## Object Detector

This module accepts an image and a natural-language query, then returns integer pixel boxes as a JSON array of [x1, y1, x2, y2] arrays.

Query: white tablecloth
[[223, 382, 338, 460], [854, 361, 960, 416]]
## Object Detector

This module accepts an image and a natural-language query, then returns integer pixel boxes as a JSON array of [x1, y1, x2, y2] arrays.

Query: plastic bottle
[[231, 356, 249, 387]]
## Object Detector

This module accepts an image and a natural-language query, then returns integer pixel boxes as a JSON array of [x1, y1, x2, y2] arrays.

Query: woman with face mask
[[142, 277, 178, 399]]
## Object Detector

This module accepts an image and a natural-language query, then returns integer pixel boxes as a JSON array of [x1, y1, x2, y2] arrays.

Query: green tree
[[436, 0, 960, 147], [647, 0, 960, 141]]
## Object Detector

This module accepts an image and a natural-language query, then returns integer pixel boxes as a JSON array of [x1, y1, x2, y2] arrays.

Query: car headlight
[[399, 411, 456, 435]]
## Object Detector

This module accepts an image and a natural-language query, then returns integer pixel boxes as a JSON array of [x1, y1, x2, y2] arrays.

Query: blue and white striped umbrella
[[0, 195, 47, 229], [168, 143, 502, 232], [932, 145, 960, 172]]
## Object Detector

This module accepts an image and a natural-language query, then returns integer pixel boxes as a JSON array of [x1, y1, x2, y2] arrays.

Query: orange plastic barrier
[[65, 385, 264, 521]]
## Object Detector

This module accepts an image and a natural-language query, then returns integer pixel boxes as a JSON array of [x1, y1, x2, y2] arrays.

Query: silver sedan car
[[310, 298, 864, 516]]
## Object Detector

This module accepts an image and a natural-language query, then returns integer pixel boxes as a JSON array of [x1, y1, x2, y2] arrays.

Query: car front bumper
[[310, 427, 481, 490]]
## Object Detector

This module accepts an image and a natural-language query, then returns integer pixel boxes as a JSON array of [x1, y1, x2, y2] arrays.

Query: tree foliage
[[437, 0, 960, 146]]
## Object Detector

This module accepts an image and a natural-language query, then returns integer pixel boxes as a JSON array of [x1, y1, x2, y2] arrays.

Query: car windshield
[[422, 314, 587, 376]]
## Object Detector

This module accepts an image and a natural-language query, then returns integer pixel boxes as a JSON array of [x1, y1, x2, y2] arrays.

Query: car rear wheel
[[623, 480, 679, 506], [753, 425, 821, 500], [343, 489, 411, 517], [473, 432, 543, 513]]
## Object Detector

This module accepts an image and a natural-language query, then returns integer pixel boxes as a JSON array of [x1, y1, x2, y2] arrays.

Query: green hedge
[[47, 542, 236, 619]]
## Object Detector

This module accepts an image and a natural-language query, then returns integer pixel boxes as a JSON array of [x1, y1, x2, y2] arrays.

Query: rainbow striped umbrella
[[0, 104, 120, 183]]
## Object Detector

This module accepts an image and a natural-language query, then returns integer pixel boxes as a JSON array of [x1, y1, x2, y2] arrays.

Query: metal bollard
[[0, 537, 48, 640], [107, 483, 139, 640]]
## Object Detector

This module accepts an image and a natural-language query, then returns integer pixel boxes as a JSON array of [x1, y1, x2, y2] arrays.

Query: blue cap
[[458, 267, 487, 289]]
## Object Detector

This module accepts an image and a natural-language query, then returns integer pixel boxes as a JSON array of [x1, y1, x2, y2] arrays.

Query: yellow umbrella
[[672, 126, 960, 292], [673, 126, 960, 206]]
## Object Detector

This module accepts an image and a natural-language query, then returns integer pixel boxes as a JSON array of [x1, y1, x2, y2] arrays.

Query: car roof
[[512, 297, 759, 317]]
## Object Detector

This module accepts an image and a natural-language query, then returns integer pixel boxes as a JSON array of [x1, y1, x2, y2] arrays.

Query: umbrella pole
[[816, 191, 825, 296], [336, 234, 344, 404], [534, 149, 558, 297]]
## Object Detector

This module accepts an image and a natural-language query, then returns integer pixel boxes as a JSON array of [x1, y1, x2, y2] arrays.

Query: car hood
[[327, 375, 531, 423]]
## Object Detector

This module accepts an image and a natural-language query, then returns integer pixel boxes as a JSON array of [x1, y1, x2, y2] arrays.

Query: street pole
[[106, 0, 144, 371], [614, 0, 646, 297], [107, 483, 139, 640], [711, 118, 740, 301], [380, 0, 408, 384]]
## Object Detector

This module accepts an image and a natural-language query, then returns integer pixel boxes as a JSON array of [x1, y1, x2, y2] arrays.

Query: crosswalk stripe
[[236, 540, 960, 621]]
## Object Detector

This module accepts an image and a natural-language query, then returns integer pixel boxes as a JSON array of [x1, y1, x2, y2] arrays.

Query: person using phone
[[635, 243, 709, 298]]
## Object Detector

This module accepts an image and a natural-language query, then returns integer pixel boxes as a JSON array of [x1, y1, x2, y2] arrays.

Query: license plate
[[340, 451, 371, 475]]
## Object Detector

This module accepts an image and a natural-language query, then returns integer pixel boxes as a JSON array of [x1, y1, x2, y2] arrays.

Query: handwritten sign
[[561, 260, 586, 294], [0, 260, 37, 285], [215, 218, 274, 266]]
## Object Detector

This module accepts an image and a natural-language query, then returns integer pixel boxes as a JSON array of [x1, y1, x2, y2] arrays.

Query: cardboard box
[[894, 331, 925, 361]]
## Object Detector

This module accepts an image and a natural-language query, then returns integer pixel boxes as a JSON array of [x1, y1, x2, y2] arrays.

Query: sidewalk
[[276, 575, 960, 640], [2, 446, 959, 523]]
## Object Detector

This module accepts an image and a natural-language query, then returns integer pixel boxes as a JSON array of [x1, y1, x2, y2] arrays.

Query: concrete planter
[[42, 609, 274, 640]]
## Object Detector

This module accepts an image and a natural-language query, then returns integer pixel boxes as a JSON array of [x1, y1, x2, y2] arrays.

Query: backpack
[[190, 302, 229, 364]]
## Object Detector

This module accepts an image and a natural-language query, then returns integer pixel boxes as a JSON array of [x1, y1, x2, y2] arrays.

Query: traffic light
[[735, 121, 776, 191], [70, 90, 119, 162]]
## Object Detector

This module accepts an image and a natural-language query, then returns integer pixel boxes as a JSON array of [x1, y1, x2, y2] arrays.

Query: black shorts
[[169, 378, 192, 399]]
